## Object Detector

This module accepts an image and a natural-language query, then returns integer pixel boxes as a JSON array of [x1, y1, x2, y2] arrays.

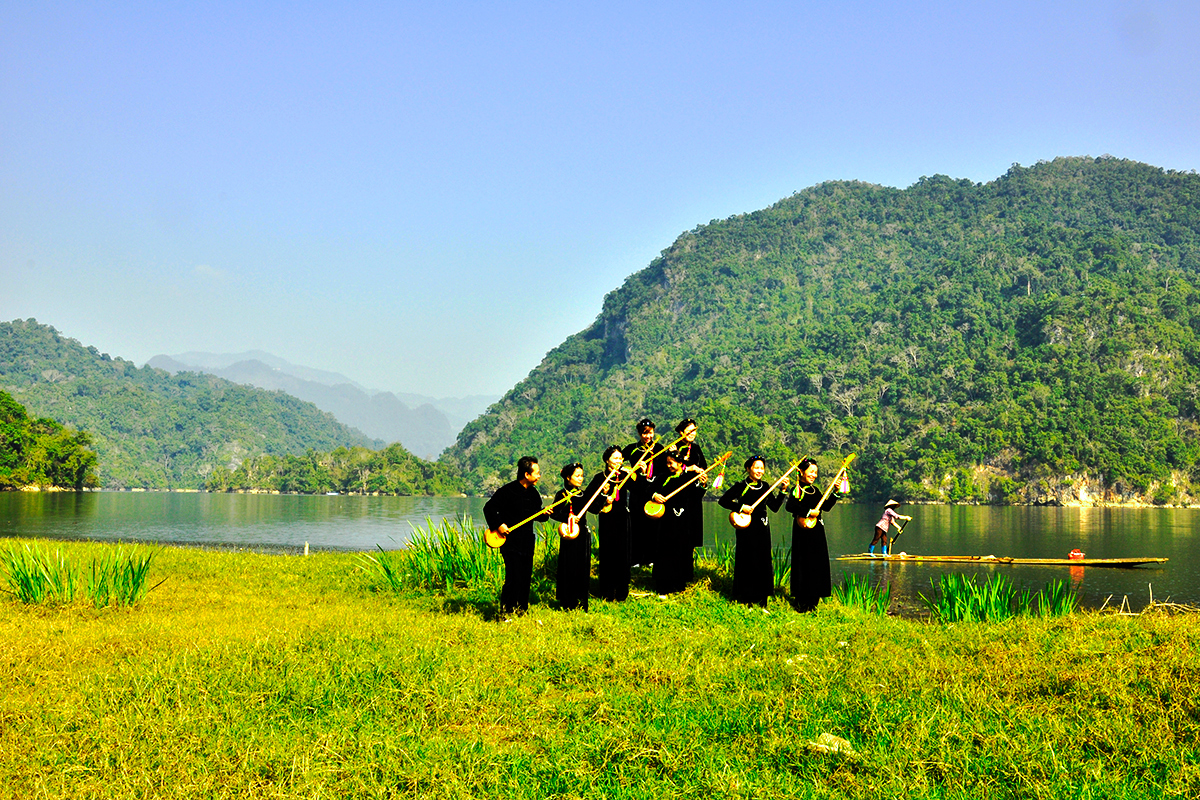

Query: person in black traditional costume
[[674, 419, 707, 580], [623, 418, 663, 568], [651, 447, 708, 595], [785, 457, 848, 612], [718, 456, 790, 607], [483, 456, 546, 615], [587, 445, 631, 601], [549, 463, 591, 611]]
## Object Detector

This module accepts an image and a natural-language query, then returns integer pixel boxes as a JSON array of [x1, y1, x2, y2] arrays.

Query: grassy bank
[[2, 538, 1198, 799]]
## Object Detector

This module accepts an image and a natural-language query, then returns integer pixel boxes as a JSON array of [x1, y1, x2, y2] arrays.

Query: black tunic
[[676, 441, 708, 550], [652, 471, 706, 594], [483, 480, 544, 613], [719, 479, 786, 607], [786, 482, 839, 609], [622, 441, 664, 566], [586, 471, 630, 601], [550, 488, 590, 611]]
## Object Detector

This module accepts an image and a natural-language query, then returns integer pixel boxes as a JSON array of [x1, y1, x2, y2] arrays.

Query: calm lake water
[[2, 492, 1194, 612]]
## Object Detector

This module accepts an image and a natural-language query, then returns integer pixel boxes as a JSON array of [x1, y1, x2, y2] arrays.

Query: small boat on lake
[[835, 553, 1168, 568]]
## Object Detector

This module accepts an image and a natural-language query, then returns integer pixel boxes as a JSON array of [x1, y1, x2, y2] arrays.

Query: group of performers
[[482, 418, 851, 615]]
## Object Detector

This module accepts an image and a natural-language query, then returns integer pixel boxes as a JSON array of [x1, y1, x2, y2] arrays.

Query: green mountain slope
[[0, 320, 378, 489], [444, 157, 1200, 504]]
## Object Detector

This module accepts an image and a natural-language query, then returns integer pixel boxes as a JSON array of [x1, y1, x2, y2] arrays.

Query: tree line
[[203, 443, 462, 495], [0, 389, 98, 490]]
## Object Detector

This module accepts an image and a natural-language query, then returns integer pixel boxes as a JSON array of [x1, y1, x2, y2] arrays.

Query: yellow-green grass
[[2, 537, 1198, 799]]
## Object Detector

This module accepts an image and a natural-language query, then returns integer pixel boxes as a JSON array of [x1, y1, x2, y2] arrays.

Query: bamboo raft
[[835, 553, 1168, 568]]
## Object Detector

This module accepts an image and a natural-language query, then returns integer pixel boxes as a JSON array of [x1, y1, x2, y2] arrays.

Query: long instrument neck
[[511, 493, 569, 530], [815, 466, 848, 510], [610, 440, 660, 493], [577, 467, 620, 515], [661, 455, 729, 502], [645, 430, 689, 464], [747, 463, 800, 512]]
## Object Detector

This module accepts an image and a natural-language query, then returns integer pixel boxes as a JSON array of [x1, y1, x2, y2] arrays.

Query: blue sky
[[2, 1, 1198, 397]]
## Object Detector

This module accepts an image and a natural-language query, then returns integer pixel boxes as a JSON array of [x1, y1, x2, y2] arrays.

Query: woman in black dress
[[674, 419, 707, 579], [651, 448, 707, 595], [588, 445, 630, 601], [786, 457, 847, 612], [549, 463, 590, 611], [719, 456, 789, 607]]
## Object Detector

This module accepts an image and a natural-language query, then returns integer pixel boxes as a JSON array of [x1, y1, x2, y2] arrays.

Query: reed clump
[[0, 543, 77, 604], [920, 572, 1079, 622], [359, 516, 560, 598], [695, 541, 735, 575], [1, 542, 158, 607], [360, 515, 504, 593], [833, 571, 892, 615]]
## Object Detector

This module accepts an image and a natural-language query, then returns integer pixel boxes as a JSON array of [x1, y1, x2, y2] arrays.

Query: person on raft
[[869, 499, 911, 556]]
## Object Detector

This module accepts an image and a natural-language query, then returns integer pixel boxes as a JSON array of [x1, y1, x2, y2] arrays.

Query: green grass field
[[2, 538, 1198, 799]]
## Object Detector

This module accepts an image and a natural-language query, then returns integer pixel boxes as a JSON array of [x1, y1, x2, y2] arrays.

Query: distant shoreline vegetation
[[202, 444, 463, 496], [0, 390, 98, 491]]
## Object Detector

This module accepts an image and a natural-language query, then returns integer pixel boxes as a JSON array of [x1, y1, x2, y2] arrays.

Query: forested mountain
[[148, 354, 456, 458], [0, 320, 378, 489], [0, 389, 98, 490], [443, 157, 1200, 504]]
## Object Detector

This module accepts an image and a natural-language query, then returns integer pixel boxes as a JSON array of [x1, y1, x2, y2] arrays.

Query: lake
[[2, 492, 1194, 612]]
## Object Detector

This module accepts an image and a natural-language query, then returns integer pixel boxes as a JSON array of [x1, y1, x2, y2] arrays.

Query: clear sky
[[2, 1, 1198, 397]]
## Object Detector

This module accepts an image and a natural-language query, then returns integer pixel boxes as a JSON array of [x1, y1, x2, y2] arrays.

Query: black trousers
[[500, 538, 534, 613]]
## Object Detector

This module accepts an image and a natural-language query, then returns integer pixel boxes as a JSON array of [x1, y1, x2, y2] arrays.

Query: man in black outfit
[[483, 456, 545, 614]]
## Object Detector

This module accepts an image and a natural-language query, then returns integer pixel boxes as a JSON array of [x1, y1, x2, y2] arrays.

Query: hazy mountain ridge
[[147, 353, 498, 458], [444, 156, 1200, 504], [1, 319, 377, 489]]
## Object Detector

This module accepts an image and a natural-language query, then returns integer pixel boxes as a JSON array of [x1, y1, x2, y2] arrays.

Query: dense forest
[[0, 389, 98, 490], [203, 444, 461, 495], [0, 320, 381, 489], [444, 157, 1200, 504]]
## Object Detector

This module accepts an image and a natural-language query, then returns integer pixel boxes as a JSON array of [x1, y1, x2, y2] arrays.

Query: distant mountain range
[[0, 320, 377, 489], [146, 352, 497, 459]]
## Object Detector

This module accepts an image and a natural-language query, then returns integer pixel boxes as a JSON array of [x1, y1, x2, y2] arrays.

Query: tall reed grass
[[771, 546, 791, 592], [1, 543, 77, 604], [360, 516, 562, 595], [696, 542, 735, 575], [920, 572, 1079, 622], [88, 546, 160, 608], [832, 571, 891, 615], [360, 516, 504, 592], [1, 543, 158, 607]]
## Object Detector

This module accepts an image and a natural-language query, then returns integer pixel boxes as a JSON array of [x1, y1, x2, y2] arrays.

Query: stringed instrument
[[728, 461, 801, 529], [600, 428, 691, 513], [560, 466, 620, 539], [485, 493, 571, 549], [797, 453, 855, 529], [643, 451, 732, 519]]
